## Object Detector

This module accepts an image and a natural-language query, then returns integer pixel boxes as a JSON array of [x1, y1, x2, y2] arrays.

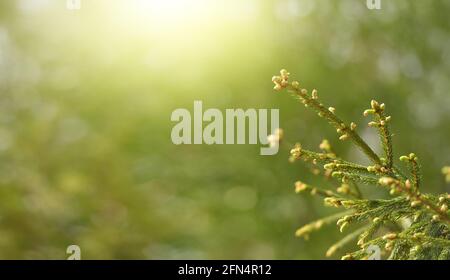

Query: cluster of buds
[[337, 215, 351, 232], [378, 176, 406, 196], [267, 128, 284, 148], [290, 143, 302, 160], [363, 100, 391, 127], [335, 123, 350, 141], [364, 100, 385, 116], [382, 233, 398, 251], [324, 197, 343, 207], [382, 233, 398, 240], [400, 153, 418, 162], [367, 164, 389, 174], [438, 196, 448, 213], [272, 69, 291, 91], [295, 181, 335, 197]]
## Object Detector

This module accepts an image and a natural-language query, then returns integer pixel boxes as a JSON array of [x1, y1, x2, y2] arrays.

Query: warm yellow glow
[[135, 0, 214, 24]]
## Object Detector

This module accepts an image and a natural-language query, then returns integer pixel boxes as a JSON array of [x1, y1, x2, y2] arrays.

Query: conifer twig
[[271, 69, 450, 260]]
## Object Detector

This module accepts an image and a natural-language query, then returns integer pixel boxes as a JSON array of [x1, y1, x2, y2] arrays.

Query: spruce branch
[[400, 153, 422, 191], [271, 69, 450, 259], [364, 100, 394, 168], [272, 71, 382, 165]]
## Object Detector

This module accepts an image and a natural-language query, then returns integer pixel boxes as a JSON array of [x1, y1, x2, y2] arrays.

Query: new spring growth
[[400, 153, 417, 162], [324, 197, 343, 207], [290, 143, 302, 159], [337, 215, 351, 232], [271, 69, 450, 259], [272, 69, 290, 91], [364, 99, 393, 168]]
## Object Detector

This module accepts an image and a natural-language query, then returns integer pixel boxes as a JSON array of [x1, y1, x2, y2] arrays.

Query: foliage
[[272, 69, 450, 260]]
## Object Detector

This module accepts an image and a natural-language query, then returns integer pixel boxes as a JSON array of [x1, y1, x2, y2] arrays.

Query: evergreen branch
[[379, 177, 450, 225], [400, 153, 422, 191], [364, 100, 394, 168], [286, 86, 382, 165], [271, 69, 450, 260]]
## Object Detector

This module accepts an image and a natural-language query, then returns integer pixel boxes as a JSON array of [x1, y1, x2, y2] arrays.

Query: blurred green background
[[0, 0, 449, 259]]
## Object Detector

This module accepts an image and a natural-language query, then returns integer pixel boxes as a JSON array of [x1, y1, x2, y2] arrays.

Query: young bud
[[328, 107, 336, 114], [357, 239, 364, 246], [382, 233, 397, 240], [411, 200, 421, 207], [324, 197, 342, 207], [399, 156, 409, 162], [336, 218, 346, 227], [405, 180, 412, 189], [339, 222, 349, 232], [323, 163, 335, 170], [319, 139, 331, 151], [363, 109, 375, 116], [368, 166, 378, 173], [341, 254, 352, 260], [371, 100, 379, 110], [311, 89, 318, 99], [295, 181, 308, 193], [272, 76, 282, 83], [280, 69, 290, 78], [339, 134, 349, 141], [350, 122, 357, 130]]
